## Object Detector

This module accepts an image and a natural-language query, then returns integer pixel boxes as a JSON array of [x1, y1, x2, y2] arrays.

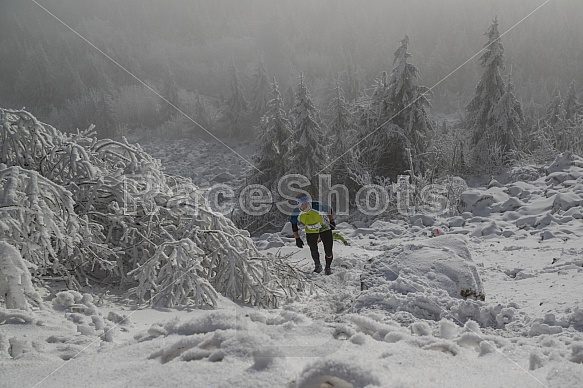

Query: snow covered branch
[[0, 107, 304, 309]]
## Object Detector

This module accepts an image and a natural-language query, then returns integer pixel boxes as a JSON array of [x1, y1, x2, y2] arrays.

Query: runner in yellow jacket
[[290, 194, 335, 275]]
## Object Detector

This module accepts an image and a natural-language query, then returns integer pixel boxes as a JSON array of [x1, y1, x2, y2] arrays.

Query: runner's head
[[296, 193, 311, 211]]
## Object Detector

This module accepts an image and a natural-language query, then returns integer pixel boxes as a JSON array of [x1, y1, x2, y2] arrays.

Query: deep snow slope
[[2, 150, 583, 388]]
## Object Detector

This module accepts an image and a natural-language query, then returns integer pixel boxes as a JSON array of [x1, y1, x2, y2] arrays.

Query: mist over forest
[[1, 0, 581, 137]]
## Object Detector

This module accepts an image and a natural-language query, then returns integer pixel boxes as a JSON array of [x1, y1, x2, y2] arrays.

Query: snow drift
[[362, 235, 484, 301]]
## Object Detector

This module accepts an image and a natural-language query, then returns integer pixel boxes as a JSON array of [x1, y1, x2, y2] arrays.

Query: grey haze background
[[0, 0, 580, 139]]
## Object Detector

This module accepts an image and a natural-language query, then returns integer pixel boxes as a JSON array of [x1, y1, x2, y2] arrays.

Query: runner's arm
[[322, 203, 335, 227], [290, 209, 301, 239], [292, 222, 300, 239]]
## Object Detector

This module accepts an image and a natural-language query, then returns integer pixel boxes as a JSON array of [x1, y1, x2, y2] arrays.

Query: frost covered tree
[[129, 239, 218, 308], [95, 90, 118, 139], [250, 60, 271, 118], [351, 73, 387, 177], [0, 164, 111, 286], [342, 57, 364, 102], [466, 17, 507, 164], [368, 71, 390, 126], [234, 77, 292, 233], [16, 44, 57, 112], [523, 98, 540, 139], [544, 87, 565, 127], [385, 35, 432, 174], [160, 69, 180, 122], [220, 65, 250, 138], [360, 35, 433, 178], [285, 74, 328, 186], [192, 91, 214, 135], [545, 84, 583, 153], [0, 107, 304, 309], [489, 75, 524, 158], [327, 78, 357, 187], [329, 78, 353, 157], [0, 241, 43, 311], [250, 77, 291, 188], [283, 82, 295, 113], [563, 81, 582, 122]]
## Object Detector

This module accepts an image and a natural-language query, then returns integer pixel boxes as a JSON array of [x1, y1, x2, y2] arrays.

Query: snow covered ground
[[140, 139, 253, 190], [2, 148, 583, 387]]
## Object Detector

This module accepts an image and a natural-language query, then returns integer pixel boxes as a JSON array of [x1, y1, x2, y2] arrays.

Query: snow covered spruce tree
[[187, 91, 215, 138], [250, 60, 271, 119], [544, 87, 565, 128], [386, 35, 433, 175], [329, 79, 354, 155], [95, 90, 118, 139], [359, 35, 433, 179], [563, 81, 582, 123], [489, 75, 524, 160], [328, 78, 356, 188], [284, 73, 329, 189], [249, 77, 291, 189], [160, 69, 180, 122], [233, 77, 292, 233], [342, 57, 364, 102], [466, 17, 509, 168], [219, 65, 250, 139], [560, 82, 583, 153], [544, 83, 583, 154], [0, 107, 304, 309], [16, 44, 57, 113]]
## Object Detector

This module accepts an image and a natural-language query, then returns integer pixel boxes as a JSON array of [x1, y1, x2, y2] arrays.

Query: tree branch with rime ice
[[1, 107, 304, 309]]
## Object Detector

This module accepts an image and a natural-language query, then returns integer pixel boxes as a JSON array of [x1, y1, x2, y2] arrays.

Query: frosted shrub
[[129, 239, 218, 308], [0, 242, 42, 311], [0, 165, 112, 284], [0, 107, 303, 308], [0, 109, 63, 170]]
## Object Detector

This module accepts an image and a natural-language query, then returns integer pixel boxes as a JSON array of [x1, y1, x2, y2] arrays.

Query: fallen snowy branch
[[0, 308, 34, 324], [1, 107, 305, 309]]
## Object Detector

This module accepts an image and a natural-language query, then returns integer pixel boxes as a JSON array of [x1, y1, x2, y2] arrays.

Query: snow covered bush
[[184, 205, 305, 307], [0, 242, 42, 311], [0, 165, 112, 285], [40, 141, 99, 185], [0, 107, 304, 308], [129, 239, 218, 308], [0, 109, 64, 170]]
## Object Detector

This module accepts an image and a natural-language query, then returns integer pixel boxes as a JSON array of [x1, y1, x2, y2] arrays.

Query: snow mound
[[546, 363, 583, 387], [0, 308, 34, 324], [459, 188, 510, 216], [254, 233, 286, 250], [52, 291, 120, 342], [363, 235, 484, 301], [148, 328, 268, 364], [142, 311, 239, 340], [144, 313, 272, 365], [349, 235, 525, 328], [545, 152, 583, 174], [296, 358, 381, 388]]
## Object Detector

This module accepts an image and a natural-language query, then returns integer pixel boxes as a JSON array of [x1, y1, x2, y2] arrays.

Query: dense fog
[[1, 0, 581, 134]]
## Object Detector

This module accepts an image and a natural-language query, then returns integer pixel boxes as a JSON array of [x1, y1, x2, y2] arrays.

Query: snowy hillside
[[3, 0, 583, 386], [2, 126, 583, 387]]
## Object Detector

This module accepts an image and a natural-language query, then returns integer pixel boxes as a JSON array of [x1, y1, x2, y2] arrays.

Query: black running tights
[[306, 229, 333, 264]]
